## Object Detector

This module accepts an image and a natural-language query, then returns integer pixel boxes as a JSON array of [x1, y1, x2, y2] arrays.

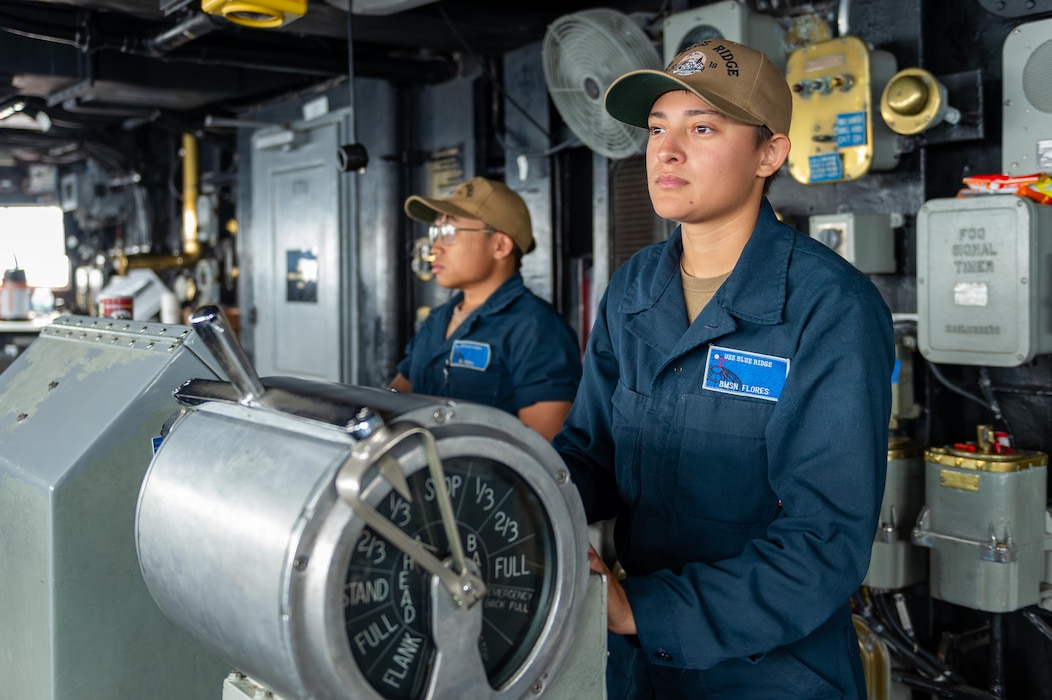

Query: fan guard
[[542, 9, 662, 160]]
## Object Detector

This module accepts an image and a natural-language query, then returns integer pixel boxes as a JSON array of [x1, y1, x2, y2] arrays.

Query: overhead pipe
[[146, 12, 224, 55], [179, 44, 458, 82], [153, 1, 308, 55], [4, 6, 456, 83], [0, 7, 458, 84]]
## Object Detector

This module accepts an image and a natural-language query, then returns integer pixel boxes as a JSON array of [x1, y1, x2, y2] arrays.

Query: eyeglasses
[[427, 222, 495, 247]]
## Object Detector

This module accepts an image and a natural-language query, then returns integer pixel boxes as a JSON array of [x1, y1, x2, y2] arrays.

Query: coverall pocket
[[668, 392, 776, 526], [448, 366, 500, 404]]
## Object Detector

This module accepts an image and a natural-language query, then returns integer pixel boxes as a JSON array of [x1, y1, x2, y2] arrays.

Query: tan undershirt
[[445, 303, 473, 338], [681, 266, 731, 323]]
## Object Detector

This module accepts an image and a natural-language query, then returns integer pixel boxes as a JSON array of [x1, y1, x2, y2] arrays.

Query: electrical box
[[917, 195, 1052, 367], [59, 171, 83, 212], [662, 1, 786, 70], [1002, 17, 1052, 175], [809, 212, 897, 273], [891, 336, 921, 422], [913, 432, 1051, 613], [60, 167, 126, 230], [786, 36, 898, 185], [26, 163, 57, 194], [863, 438, 927, 590]]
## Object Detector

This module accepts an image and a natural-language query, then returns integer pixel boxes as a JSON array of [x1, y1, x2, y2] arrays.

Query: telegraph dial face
[[344, 455, 556, 699]]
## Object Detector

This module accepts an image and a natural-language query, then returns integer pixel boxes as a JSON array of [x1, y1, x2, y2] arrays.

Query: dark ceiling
[[0, 0, 670, 167]]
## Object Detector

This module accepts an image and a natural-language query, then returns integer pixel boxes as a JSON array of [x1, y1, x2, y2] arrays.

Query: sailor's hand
[[588, 544, 636, 635]]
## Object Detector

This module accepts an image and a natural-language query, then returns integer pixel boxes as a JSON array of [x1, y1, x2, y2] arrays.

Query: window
[[0, 205, 70, 288]]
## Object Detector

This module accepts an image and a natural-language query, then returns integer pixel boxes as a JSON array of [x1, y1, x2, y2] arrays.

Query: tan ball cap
[[404, 176, 535, 254], [604, 38, 792, 135]]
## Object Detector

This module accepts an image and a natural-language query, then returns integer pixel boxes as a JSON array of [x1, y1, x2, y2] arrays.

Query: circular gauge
[[344, 455, 555, 699], [136, 360, 589, 700]]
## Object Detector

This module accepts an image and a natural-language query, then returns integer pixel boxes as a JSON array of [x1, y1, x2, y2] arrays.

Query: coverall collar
[[449, 271, 527, 321], [618, 199, 792, 368], [431, 272, 528, 361], [620, 198, 790, 324]]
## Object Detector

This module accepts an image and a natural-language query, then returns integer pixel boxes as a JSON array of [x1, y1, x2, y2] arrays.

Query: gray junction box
[[912, 442, 1051, 613], [917, 195, 1052, 366], [809, 212, 897, 274], [862, 438, 927, 591]]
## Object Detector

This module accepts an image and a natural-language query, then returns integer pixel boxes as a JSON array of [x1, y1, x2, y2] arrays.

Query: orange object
[[1018, 174, 1052, 205], [961, 172, 1042, 193], [958, 172, 1052, 204]]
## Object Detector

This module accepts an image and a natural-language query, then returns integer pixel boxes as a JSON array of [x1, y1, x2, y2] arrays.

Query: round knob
[[816, 227, 842, 250]]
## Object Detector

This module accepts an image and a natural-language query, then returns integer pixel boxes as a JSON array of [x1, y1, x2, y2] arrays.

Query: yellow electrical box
[[202, 0, 307, 28], [785, 35, 898, 185]]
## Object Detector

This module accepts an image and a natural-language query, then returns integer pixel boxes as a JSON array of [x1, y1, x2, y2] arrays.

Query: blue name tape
[[449, 340, 491, 371], [703, 345, 790, 401]]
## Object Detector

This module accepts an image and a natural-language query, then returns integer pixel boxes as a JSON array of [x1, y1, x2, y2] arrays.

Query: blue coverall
[[553, 200, 895, 699], [397, 272, 582, 413]]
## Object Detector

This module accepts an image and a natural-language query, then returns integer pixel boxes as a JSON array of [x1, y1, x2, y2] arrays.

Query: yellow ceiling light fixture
[[201, 0, 307, 29]]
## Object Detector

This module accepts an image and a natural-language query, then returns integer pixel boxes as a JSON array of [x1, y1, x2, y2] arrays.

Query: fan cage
[[543, 9, 661, 159]]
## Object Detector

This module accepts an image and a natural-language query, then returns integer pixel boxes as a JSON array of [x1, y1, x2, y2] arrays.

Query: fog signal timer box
[[917, 195, 1052, 366]]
